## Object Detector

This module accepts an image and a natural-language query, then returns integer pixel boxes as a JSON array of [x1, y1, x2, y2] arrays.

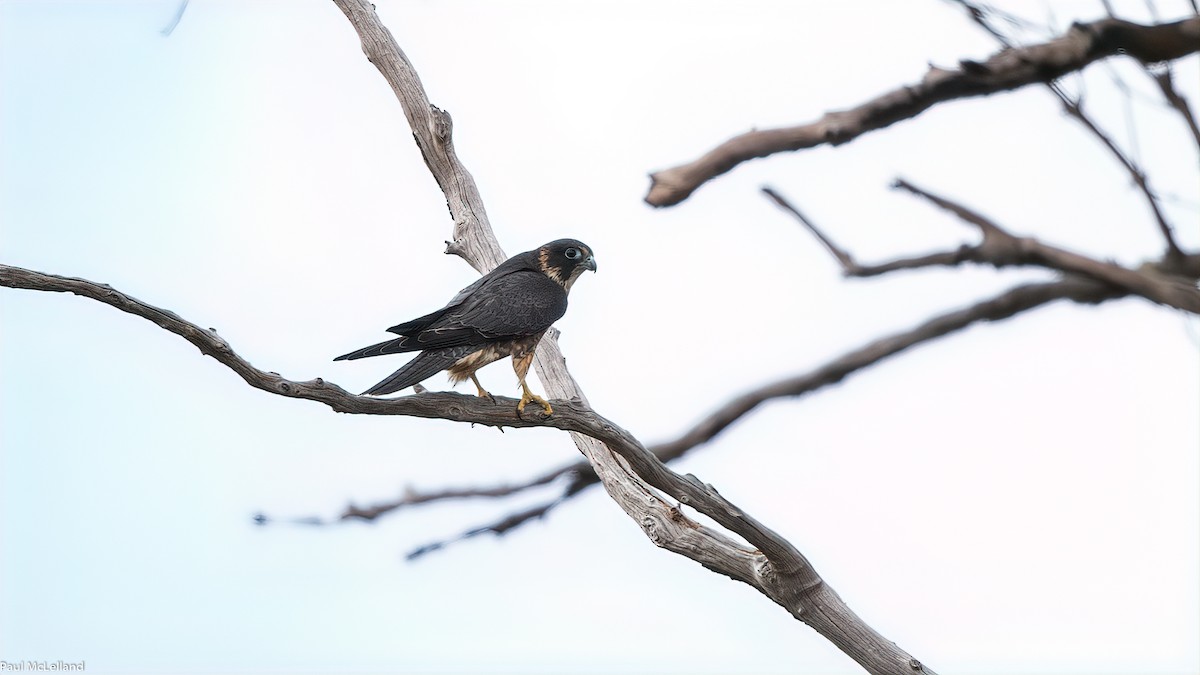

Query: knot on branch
[[821, 113, 854, 144], [641, 516, 663, 545], [755, 557, 775, 584], [430, 105, 453, 143], [204, 326, 231, 353], [667, 504, 686, 523]]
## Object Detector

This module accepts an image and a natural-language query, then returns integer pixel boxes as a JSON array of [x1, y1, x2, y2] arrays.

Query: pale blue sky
[[2, 1, 1198, 673]]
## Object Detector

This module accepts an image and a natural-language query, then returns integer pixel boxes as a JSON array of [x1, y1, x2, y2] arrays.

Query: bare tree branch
[[405, 498, 563, 561], [260, 464, 576, 525], [763, 181, 1200, 312], [647, 281, 1132, 463], [341, 471, 568, 523], [1048, 84, 1184, 258], [331, 0, 504, 276], [1148, 66, 1200, 151], [893, 178, 1200, 311], [761, 186, 857, 270], [763, 185, 986, 277], [645, 15, 1200, 207], [0, 260, 935, 674], [952, 0, 1186, 258], [160, 0, 189, 37]]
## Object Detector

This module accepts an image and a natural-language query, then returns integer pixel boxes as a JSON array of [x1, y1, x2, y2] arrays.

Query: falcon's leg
[[512, 351, 552, 416], [469, 373, 495, 403]]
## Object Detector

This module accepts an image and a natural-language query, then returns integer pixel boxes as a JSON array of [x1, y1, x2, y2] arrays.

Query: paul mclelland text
[[0, 662, 85, 672]]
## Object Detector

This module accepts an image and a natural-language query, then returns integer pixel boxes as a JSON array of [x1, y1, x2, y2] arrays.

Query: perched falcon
[[334, 239, 596, 415]]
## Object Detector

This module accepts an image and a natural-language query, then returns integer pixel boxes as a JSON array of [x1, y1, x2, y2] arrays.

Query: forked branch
[[0, 260, 932, 674], [765, 182, 1200, 313], [644, 15, 1200, 207], [951, 0, 1188, 259]]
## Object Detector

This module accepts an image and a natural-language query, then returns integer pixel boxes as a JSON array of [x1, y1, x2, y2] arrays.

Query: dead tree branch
[[1148, 66, 1200, 151], [952, 0, 1187, 258], [892, 179, 1200, 312], [404, 499, 564, 561], [764, 182, 1200, 313], [644, 15, 1200, 208], [0, 260, 934, 674], [258, 465, 575, 526], [341, 471, 567, 523], [1048, 85, 1183, 258]]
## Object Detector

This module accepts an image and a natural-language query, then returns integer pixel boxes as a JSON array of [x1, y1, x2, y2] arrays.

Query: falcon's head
[[537, 239, 597, 291]]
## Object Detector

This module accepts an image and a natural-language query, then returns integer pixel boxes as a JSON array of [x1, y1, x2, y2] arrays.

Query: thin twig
[[342, 472, 569, 522], [761, 186, 857, 271], [264, 465, 578, 525], [406, 499, 563, 561], [1148, 66, 1200, 151], [951, 0, 1016, 46], [160, 0, 188, 37], [763, 185, 984, 277], [1049, 84, 1182, 258], [890, 178, 1005, 236]]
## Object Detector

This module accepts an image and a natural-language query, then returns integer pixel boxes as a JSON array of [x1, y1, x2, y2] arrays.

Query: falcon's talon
[[518, 383, 553, 416], [517, 393, 553, 416]]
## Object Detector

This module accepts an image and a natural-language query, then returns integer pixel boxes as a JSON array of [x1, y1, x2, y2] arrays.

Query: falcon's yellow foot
[[470, 374, 496, 404], [517, 382, 553, 416]]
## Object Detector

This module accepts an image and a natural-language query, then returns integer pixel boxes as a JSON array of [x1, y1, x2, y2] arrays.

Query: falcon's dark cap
[[537, 239, 596, 290]]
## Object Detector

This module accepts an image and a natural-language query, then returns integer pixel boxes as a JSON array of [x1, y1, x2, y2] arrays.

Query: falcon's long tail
[[333, 335, 418, 361], [360, 347, 472, 396]]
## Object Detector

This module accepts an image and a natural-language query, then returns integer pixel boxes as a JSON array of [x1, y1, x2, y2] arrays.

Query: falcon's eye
[[564, 247, 581, 260]]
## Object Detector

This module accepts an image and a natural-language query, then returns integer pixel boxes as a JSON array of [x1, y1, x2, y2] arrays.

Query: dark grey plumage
[[335, 239, 596, 411]]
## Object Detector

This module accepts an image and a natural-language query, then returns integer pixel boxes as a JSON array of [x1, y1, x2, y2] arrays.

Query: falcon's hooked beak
[[584, 255, 597, 272]]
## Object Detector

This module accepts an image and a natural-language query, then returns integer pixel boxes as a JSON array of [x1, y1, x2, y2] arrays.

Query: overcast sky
[[2, 1, 1198, 673]]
